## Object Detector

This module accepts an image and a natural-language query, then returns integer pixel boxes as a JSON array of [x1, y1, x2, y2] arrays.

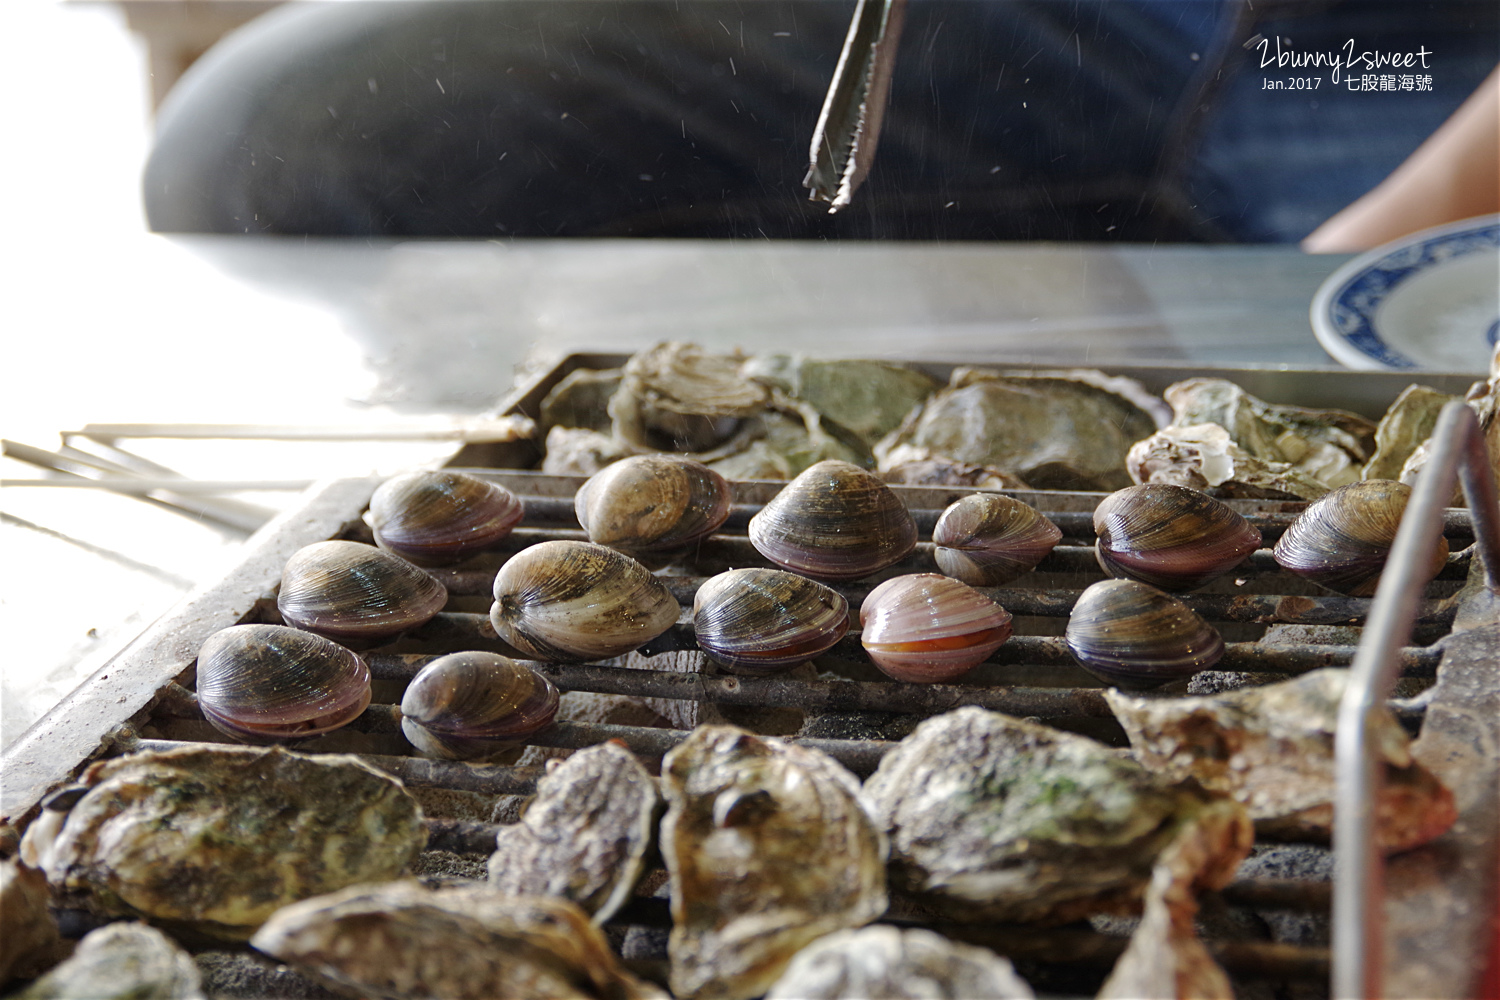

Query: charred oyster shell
[[863, 707, 1238, 924], [662, 725, 888, 1000], [487, 741, 659, 922], [20, 746, 425, 939], [252, 881, 667, 1000], [765, 925, 1036, 1000], [1105, 668, 1456, 851]]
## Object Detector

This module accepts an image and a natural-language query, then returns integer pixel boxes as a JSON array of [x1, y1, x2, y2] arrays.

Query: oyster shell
[[863, 707, 1239, 924], [881, 458, 1031, 490], [1127, 423, 1334, 499], [10, 922, 204, 1000], [1, 858, 61, 987], [487, 741, 659, 923], [251, 881, 668, 1000], [20, 745, 425, 938], [541, 426, 633, 477], [1363, 384, 1462, 481], [1096, 797, 1252, 1000], [741, 354, 938, 448], [764, 925, 1036, 999], [1105, 668, 1456, 851], [662, 725, 888, 1000], [540, 366, 623, 434], [874, 368, 1163, 491], [706, 406, 865, 480], [610, 341, 770, 452], [1162, 378, 1377, 490]]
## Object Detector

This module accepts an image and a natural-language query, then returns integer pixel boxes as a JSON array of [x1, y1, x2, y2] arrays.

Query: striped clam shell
[[748, 460, 918, 581], [933, 493, 1063, 586], [399, 652, 559, 760], [367, 470, 523, 566], [575, 455, 731, 558], [277, 540, 448, 648], [1094, 483, 1261, 591], [1272, 479, 1447, 597], [197, 624, 371, 743], [490, 540, 680, 662], [693, 568, 850, 675], [859, 574, 1013, 683], [1065, 578, 1224, 688]]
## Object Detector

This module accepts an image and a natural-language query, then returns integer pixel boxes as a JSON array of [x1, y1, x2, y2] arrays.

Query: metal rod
[[69, 417, 536, 444], [1, 478, 315, 493], [1334, 401, 1500, 1000]]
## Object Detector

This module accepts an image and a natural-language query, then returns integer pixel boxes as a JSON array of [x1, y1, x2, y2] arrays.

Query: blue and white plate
[[1311, 214, 1499, 372]]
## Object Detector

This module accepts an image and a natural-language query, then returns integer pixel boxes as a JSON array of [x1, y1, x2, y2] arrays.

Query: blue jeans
[[144, 0, 1499, 241]]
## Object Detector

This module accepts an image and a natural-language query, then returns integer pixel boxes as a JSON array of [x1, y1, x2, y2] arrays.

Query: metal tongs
[[804, 0, 908, 211]]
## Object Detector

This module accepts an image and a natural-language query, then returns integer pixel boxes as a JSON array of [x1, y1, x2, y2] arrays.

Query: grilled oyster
[[741, 354, 938, 449], [1, 858, 61, 987], [863, 707, 1245, 924], [610, 341, 770, 453], [487, 741, 659, 923], [1097, 796, 1252, 1000], [874, 368, 1163, 491], [765, 926, 1036, 999], [252, 881, 667, 1000], [1126, 423, 1335, 499], [10, 922, 204, 1000], [1105, 668, 1456, 851], [662, 725, 888, 1000], [19, 745, 425, 939], [1363, 384, 1462, 481], [1161, 379, 1377, 489]]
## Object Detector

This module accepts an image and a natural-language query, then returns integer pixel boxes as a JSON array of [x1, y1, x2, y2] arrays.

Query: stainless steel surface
[[1334, 401, 1500, 1000]]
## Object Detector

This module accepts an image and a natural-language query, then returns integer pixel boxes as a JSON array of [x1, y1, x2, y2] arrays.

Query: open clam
[[197, 624, 371, 743], [748, 460, 917, 580]]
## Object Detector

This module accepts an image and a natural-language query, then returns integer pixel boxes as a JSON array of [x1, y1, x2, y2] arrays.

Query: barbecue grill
[[4, 354, 1496, 999]]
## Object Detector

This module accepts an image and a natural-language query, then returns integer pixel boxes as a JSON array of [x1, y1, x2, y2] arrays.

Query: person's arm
[[1302, 65, 1499, 253]]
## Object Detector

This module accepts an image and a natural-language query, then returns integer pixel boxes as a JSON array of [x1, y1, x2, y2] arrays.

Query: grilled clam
[[1093, 484, 1261, 591], [490, 540, 679, 662], [1272, 479, 1448, 596], [693, 567, 849, 675], [574, 454, 731, 559], [19, 745, 425, 939], [748, 460, 917, 580], [662, 725, 887, 1000], [932, 493, 1062, 586], [366, 470, 523, 565], [277, 540, 447, 647], [399, 652, 559, 761], [488, 741, 659, 922], [860, 574, 1013, 683], [1065, 579, 1224, 688], [196, 624, 371, 743]]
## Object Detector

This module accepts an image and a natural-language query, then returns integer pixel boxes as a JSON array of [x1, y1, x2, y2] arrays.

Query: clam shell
[[196, 624, 371, 743], [399, 652, 559, 761], [575, 455, 731, 557], [1065, 579, 1224, 688], [1093, 483, 1261, 591], [748, 460, 917, 580], [860, 574, 1012, 683], [1272, 479, 1448, 597], [693, 568, 850, 675], [367, 470, 523, 566], [662, 726, 887, 1000], [277, 540, 447, 647], [932, 493, 1062, 585], [490, 540, 680, 662]]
